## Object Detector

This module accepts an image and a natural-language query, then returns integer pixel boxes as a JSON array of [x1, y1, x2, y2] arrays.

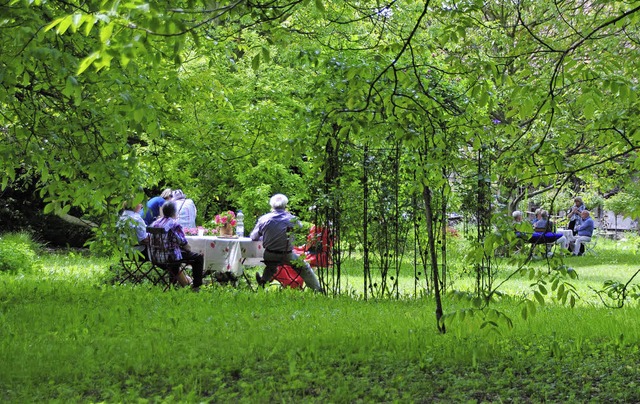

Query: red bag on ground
[[273, 265, 304, 289]]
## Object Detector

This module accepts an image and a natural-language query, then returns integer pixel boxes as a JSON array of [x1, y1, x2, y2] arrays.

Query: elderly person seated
[[251, 193, 324, 292], [557, 210, 595, 256], [117, 199, 149, 261], [528, 210, 564, 249], [512, 210, 524, 224], [569, 210, 595, 256], [172, 189, 197, 229], [150, 201, 204, 291], [512, 210, 530, 239], [533, 210, 555, 233], [531, 208, 542, 225]]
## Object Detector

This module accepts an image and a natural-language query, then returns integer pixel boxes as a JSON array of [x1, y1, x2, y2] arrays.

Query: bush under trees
[[0, 232, 41, 274]]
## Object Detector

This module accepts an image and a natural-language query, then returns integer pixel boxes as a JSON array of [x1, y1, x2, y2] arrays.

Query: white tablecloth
[[186, 236, 264, 276], [560, 229, 574, 241]]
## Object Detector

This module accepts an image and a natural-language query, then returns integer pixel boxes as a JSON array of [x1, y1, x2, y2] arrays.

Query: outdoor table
[[560, 228, 574, 241], [185, 236, 264, 276]]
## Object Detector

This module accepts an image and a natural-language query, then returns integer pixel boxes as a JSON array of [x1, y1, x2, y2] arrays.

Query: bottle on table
[[236, 210, 244, 237]]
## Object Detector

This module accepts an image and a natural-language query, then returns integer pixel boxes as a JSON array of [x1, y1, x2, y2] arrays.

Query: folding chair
[[113, 220, 158, 285], [116, 249, 156, 285], [272, 264, 305, 289], [147, 226, 185, 290], [583, 230, 599, 256], [257, 260, 305, 290]]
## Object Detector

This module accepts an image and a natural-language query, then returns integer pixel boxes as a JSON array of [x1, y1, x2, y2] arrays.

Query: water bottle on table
[[236, 210, 244, 237]]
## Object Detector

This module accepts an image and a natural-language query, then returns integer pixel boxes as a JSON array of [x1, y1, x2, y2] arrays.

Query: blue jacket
[[577, 217, 595, 237]]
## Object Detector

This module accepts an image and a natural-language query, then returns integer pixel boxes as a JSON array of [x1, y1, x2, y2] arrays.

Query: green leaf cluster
[[0, 232, 41, 273]]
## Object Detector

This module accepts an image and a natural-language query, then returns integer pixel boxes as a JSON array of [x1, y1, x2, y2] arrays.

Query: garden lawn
[[0, 244, 639, 402]]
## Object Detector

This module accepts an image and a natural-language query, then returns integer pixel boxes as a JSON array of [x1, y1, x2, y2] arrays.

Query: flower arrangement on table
[[183, 226, 218, 236], [212, 210, 237, 236], [182, 211, 238, 237]]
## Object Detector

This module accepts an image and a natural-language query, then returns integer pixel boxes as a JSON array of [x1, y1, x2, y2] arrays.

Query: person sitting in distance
[[530, 210, 564, 250], [531, 208, 542, 225], [144, 188, 173, 225], [512, 210, 530, 239], [512, 210, 523, 224], [533, 210, 555, 233], [117, 198, 149, 261], [172, 189, 197, 229], [150, 201, 204, 291], [250, 194, 324, 292], [570, 210, 595, 256]]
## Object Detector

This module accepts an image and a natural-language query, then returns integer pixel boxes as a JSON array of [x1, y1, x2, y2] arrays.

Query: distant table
[[560, 229, 574, 241], [185, 236, 264, 276]]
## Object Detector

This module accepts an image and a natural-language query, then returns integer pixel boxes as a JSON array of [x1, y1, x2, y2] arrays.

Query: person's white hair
[[512, 210, 522, 219], [160, 188, 173, 199], [269, 194, 288, 210]]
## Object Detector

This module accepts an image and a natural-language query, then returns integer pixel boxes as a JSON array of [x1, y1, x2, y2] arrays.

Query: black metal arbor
[[310, 140, 450, 299], [309, 136, 495, 300]]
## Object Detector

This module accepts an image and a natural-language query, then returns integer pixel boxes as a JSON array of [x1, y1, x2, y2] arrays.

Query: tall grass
[[1, 232, 639, 402]]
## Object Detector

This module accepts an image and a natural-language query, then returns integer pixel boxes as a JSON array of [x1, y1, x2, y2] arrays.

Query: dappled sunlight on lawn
[[38, 250, 112, 282]]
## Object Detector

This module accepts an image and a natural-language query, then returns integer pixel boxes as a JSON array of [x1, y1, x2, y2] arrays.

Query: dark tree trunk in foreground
[[423, 186, 445, 334]]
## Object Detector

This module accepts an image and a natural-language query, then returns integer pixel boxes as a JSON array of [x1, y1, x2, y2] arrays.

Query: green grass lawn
[[337, 236, 639, 306], [0, 236, 639, 402]]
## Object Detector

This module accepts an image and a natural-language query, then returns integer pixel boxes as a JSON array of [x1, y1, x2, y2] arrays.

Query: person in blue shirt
[[572, 210, 595, 256], [531, 209, 542, 225], [144, 188, 173, 225], [250, 194, 323, 292], [117, 199, 149, 260], [533, 210, 555, 233], [529, 210, 563, 255]]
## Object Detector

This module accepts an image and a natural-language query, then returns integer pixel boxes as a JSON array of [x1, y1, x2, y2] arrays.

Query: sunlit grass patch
[[1, 232, 640, 401]]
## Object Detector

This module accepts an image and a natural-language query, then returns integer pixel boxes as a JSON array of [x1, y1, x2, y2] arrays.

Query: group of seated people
[[118, 196, 204, 291], [143, 188, 197, 229], [512, 198, 595, 256], [118, 192, 327, 292]]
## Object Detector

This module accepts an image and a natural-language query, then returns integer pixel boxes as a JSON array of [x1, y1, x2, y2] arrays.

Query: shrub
[[0, 232, 41, 273]]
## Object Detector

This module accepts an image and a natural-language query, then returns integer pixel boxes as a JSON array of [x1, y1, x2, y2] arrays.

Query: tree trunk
[[422, 186, 446, 334]]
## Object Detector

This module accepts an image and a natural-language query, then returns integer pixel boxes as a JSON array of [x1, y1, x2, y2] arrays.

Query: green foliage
[[3, 0, 640, 333], [0, 232, 41, 273], [605, 189, 640, 219]]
